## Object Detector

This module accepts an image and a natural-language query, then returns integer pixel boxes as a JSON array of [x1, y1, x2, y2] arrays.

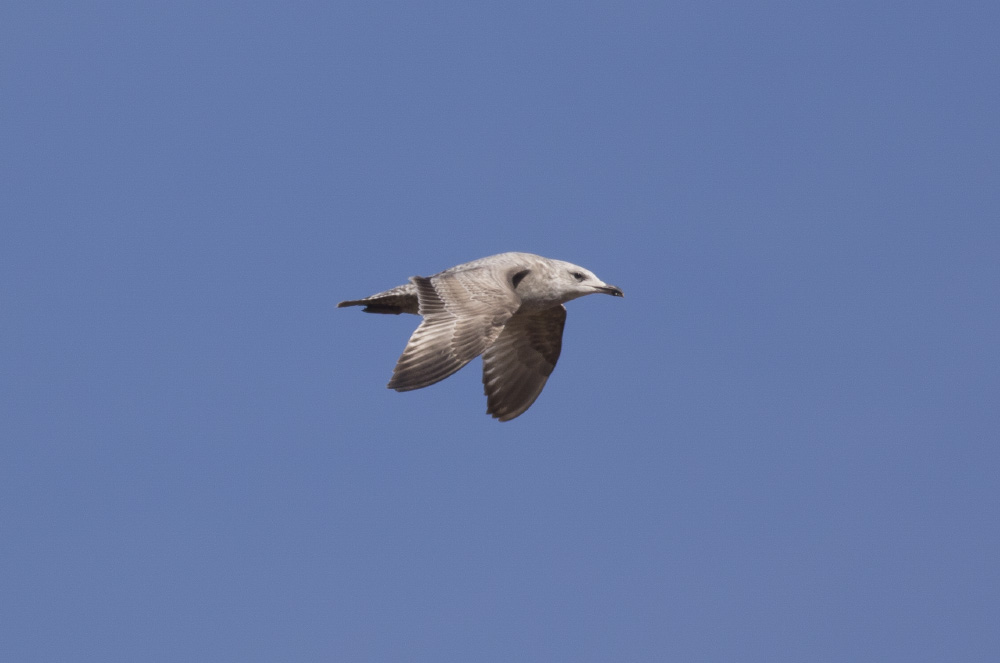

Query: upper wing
[[387, 270, 521, 392], [481, 305, 567, 421]]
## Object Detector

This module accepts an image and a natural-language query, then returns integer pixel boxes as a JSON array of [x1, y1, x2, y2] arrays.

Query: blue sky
[[3, 1, 998, 661]]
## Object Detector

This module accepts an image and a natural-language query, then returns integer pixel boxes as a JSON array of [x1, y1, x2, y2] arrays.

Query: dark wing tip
[[487, 406, 527, 422]]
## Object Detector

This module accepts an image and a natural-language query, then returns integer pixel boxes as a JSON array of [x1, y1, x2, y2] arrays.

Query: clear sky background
[[3, 2, 998, 661]]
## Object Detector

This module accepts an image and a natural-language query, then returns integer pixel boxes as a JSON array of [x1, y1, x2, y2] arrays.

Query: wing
[[481, 305, 566, 421], [387, 270, 521, 392]]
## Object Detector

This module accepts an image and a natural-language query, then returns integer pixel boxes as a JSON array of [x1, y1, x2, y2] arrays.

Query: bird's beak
[[595, 284, 624, 297]]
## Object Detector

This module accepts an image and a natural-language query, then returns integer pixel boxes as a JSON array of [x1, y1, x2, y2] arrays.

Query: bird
[[338, 252, 623, 421]]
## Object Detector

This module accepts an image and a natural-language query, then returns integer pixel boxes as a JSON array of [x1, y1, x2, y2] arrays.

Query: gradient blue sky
[[3, 2, 999, 661]]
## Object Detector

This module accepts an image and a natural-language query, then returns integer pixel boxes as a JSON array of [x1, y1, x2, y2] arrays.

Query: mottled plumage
[[338, 252, 623, 421]]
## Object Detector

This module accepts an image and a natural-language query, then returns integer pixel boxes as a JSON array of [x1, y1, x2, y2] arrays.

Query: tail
[[337, 298, 407, 314], [337, 284, 420, 314], [338, 282, 420, 315]]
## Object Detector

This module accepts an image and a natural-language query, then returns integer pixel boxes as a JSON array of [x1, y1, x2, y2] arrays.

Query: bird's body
[[338, 252, 623, 421]]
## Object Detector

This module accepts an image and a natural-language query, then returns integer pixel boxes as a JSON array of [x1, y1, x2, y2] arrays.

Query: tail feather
[[337, 285, 420, 315], [338, 298, 407, 314]]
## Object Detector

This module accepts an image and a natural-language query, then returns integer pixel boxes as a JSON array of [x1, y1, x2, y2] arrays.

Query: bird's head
[[557, 262, 624, 302]]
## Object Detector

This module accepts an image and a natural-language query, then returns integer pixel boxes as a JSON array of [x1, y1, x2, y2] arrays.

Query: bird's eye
[[571, 272, 585, 282]]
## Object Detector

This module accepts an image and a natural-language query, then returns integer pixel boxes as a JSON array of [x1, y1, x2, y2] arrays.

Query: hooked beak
[[594, 284, 624, 297]]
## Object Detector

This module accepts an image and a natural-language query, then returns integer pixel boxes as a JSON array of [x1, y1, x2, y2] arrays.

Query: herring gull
[[338, 252, 623, 421]]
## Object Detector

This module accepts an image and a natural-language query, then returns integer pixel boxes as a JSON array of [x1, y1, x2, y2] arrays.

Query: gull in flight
[[338, 252, 623, 421]]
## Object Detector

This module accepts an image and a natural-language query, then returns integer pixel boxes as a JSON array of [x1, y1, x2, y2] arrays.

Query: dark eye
[[571, 272, 585, 282]]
